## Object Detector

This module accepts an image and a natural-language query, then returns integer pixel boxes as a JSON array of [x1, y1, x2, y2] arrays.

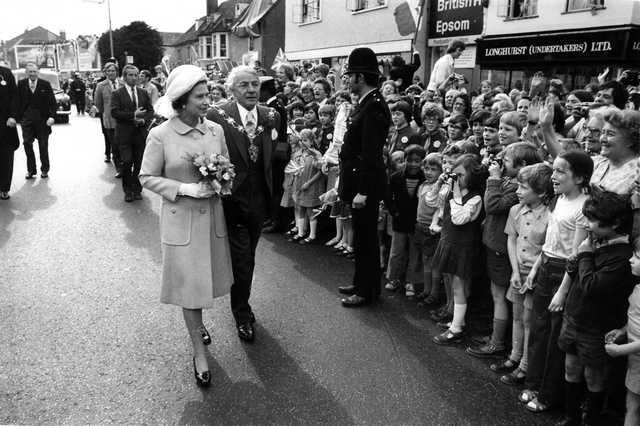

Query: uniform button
[[523, 236, 527, 239], [199, 208, 207, 214], [170, 208, 176, 214], [526, 222, 530, 225]]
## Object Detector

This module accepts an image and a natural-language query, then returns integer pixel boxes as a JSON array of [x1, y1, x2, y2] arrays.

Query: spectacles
[[583, 126, 601, 135], [451, 125, 464, 130]]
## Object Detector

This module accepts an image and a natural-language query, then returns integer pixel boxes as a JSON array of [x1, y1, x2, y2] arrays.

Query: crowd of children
[[262, 58, 640, 424]]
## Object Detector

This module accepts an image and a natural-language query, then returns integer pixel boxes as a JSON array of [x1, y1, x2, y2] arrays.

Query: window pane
[[219, 34, 227, 57], [566, 0, 591, 10]]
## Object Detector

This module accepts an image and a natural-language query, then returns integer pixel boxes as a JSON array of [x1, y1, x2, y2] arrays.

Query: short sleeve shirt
[[628, 284, 640, 343], [590, 156, 637, 196], [541, 193, 589, 259], [505, 203, 550, 274]]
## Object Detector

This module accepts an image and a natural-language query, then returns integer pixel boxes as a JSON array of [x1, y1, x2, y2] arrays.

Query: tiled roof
[[4, 26, 63, 49]]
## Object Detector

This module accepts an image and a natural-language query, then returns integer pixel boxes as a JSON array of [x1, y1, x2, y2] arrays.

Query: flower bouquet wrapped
[[186, 153, 236, 196]]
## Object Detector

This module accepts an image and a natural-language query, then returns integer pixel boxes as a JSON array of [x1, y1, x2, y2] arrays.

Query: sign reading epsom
[[428, 0, 484, 45]]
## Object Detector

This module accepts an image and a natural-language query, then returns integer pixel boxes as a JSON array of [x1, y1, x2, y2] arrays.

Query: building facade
[[284, 0, 421, 72], [476, 0, 640, 91]]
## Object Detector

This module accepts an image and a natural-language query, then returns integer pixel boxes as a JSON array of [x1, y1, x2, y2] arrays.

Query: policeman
[[337, 47, 391, 307]]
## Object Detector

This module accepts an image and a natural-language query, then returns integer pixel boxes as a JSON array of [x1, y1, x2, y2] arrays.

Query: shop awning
[[476, 27, 640, 67], [232, 0, 277, 38]]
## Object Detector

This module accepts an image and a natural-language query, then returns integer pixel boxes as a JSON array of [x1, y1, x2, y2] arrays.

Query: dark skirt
[[432, 239, 479, 281]]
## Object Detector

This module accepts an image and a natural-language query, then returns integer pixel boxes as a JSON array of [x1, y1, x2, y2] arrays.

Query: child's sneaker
[[405, 283, 415, 297], [385, 280, 401, 291]]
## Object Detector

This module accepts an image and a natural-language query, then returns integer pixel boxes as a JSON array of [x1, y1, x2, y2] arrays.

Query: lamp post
[[84, 0, 114, 59]]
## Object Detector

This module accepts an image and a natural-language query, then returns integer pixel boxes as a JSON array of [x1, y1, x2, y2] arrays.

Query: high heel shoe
[[193, 357, 211, 387], [198, 325, 211, 346]]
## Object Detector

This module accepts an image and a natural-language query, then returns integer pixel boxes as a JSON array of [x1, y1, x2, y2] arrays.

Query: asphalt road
[[0, 114, 557, 425]]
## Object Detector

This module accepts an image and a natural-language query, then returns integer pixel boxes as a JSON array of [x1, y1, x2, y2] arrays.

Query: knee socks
[[450, 303, 467, 333]]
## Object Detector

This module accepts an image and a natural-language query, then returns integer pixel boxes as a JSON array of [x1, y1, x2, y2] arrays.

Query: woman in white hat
[[139, 65, 233, 387]]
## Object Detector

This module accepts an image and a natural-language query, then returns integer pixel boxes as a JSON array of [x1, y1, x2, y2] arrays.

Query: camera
[[488, 154, 503, 167], [443, 172, 458, 182]]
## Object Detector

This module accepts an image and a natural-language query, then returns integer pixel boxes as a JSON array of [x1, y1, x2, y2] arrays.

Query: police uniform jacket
[[339, 89, 390, 204]]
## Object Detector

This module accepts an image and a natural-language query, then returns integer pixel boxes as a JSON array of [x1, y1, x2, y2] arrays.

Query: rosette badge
[[184, 152, 236, 196]]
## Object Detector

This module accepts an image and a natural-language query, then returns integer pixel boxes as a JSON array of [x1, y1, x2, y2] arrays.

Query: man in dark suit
[[69, 72, 86, 115], [206, 66, 279, 342], [17, 63, 57, 179], [111, 64, 153, 202], [0, 65, 20, 199], [337, 47, 390, 307]]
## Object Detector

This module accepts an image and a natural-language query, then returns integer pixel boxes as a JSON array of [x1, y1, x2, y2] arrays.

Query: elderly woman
[[313, 78, 332, 106], [139, 65, 233, 387]]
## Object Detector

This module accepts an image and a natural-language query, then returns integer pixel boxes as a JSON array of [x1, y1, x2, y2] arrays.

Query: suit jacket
[[0, 66, 20, 150], [339, 88, 390, 203], [206, 102, 279, 215], [17, 78, 56, 130], [111, 85, 154, 143], [94, 78, 119, 129]]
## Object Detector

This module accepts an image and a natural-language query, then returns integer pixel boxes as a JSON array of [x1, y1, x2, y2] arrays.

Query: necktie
[[131, 87, 138, 109], [29, 81, 36, 93], [112, 81, 116, 91], [245, 110, 258, 163], [245, 110, 256, 136]]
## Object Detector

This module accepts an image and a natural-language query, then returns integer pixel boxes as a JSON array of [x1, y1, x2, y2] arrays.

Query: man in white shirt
[[426, 39, 466, 93]]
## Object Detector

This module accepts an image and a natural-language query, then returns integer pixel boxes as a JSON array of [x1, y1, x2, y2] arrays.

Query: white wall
[[484, 0, 638, 36], [284, 0, 418, 60]]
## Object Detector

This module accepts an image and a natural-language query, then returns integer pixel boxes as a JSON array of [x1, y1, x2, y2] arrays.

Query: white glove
[[178, 182, 215, 199]]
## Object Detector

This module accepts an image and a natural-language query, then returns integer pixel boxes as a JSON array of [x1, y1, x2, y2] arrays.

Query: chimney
[[59, 30, 66, 41], [206, 0, 218, 15]]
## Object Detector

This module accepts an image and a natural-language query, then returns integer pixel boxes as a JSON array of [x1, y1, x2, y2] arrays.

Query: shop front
[[476, 27, 640, 92]]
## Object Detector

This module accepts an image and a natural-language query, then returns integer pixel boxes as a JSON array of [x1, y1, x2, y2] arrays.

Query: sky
[[1, 0, 209, 41]]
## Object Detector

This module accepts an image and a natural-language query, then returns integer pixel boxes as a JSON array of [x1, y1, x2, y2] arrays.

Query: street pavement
[[0, 114, 558, 425]]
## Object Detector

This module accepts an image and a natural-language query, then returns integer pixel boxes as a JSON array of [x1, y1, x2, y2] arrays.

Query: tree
[[97, 21, 163, 72]]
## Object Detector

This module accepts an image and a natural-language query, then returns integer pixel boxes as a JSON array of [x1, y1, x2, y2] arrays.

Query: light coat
[[139, 117, 233, 308], [93, 78, 119, 129]]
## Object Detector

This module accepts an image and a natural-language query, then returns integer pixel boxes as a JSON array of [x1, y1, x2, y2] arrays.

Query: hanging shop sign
[[477, 29, 633, 66], [428, 0, 484, 47], [629, 30, 640, 60]]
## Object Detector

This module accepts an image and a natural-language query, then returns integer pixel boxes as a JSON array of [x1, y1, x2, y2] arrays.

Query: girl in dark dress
[[432, 154, 488, 345]]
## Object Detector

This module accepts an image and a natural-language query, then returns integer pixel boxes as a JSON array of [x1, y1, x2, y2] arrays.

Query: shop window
[[565, 0, 604, 12], [218, 34, 227, 58], [497, 0, 538, 19], [346, 0, 387, 12], [293, 0, 321, 24]]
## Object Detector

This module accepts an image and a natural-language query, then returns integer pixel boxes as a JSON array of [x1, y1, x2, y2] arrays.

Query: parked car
[[12, 69, 72, 123]]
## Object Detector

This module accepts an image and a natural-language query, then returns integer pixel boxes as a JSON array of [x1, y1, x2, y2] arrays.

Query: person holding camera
[[427, 39, 466, 94]]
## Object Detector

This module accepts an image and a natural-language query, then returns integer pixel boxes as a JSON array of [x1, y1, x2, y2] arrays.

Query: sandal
[[285, 228, 298, 237], [288, 234, 305, 242], [299, 237, 316, 245], [490, 358, 518, 374], [423, 294, 441, 306], [525, 397, 550, 413], [325, 237, 340, 247], [518, 389, 538, 404], [500, 368, 526, 386]]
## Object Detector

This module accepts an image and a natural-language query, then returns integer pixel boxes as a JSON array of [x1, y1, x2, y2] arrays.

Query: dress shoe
[[338, 285, 356, 295], [134, 193, 143, 200], [198, 325, 211, 346], [114, 172, 122, 178], [0, 191, 9, 200], [25, 173, 35, 180], [41, 173, 48, 179], [192, 357, 211, 387], [341, 294, 369, 307], [124, 193, 134, 202], [104, 156, 111, 163], [237, 322, 255, 342], [261, 225, 277, 233]]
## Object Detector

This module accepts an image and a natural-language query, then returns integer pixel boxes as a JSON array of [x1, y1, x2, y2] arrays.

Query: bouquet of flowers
[[185, 152, 236, 196]]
